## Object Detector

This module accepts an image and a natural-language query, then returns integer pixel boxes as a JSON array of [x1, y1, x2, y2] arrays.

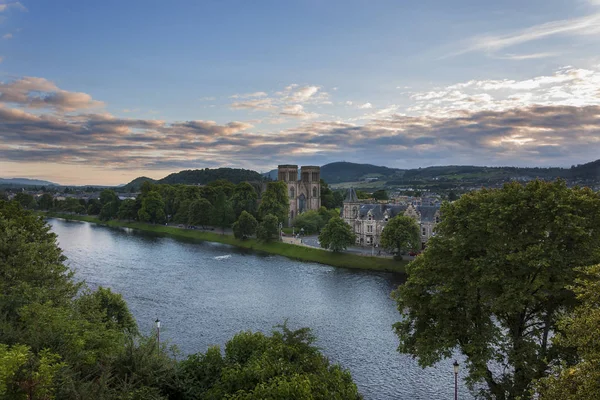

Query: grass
[[42, 212, 407, 274]]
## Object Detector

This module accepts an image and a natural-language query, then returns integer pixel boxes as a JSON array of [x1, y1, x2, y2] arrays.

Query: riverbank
[[42, 212, 408, 274]]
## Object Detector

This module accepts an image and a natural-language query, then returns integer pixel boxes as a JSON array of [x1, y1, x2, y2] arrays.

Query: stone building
[[277, 165, 321, 225], [342, 188, 440, 248]]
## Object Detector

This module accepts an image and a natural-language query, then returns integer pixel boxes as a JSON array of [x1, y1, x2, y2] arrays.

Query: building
[[342, 188, 440, 248], [277, 164, 321, 225]]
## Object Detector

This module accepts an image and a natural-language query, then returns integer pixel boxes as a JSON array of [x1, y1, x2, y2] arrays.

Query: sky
[[0, 0, 600, 185]]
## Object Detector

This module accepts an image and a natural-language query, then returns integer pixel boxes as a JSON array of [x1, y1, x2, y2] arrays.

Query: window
[[312, 187, 317, 197], [435, 216, 440, 223], [288, 171, 295, 181], [290, 187, 295, 198], [368, 225, 373, 233], [422, 227, 427, 236], [352, 207, 358, 218]]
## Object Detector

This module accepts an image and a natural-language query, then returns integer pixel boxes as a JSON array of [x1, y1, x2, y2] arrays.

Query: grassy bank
[[42, 212, 408, 274]]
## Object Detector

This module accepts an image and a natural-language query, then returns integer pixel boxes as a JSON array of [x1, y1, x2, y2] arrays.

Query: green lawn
[[42, 212, 407, 274]]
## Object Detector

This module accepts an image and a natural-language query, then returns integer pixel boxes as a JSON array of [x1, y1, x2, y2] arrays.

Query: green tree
[[258, 181, 289, 224], [76, 287, 138, 334], [232, 211, 258, 240], [257, 214, 279, 242], [380, 215, 421, 256], [211, 190, 235, 234], [118, 199, 138, 221], [137, 191, 166, 224], [0, 191, 7, 201], [0, 201, 80, 320], [392, 180, 600, 400], [355, 190, 370, 200], [38, 193, 54, 210], [292, 210, 322, 234], [171, 323, 361, 399], [232, 181, 258, 218], [534, 264, 600, 400], [320, 179, 336, 209], [87, 198, 102, 215], [448, 190, 458, 201], [99, 189, 120, 221], [318, 216, 355, 252], [372, 189, 388, 201], [14, 193, 37, 209], [188, 198, 213, 228]]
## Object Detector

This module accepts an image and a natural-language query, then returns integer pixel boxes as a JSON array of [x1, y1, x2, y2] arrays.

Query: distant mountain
[[0, 178, 59, 186], [568, 159, 600, 180], [262, 169, 278, 181], [120, 176, 157, 191], [320, 162, 404, 184], [123, 168, 265, 189]]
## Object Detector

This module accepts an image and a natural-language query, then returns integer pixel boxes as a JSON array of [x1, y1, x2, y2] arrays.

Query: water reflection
[[49, 218, 471, 400]]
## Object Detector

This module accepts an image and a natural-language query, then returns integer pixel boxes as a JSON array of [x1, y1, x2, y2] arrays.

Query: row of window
[[289, 187, 319, 198]]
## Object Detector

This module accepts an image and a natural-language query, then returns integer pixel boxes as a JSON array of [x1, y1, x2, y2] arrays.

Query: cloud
[[279, 104, 319, 119], [0, 2, 27, 12], [230, 98, 275, 111], [358, 102, 373, 109], [494, 52, 559, 60], [449, 13, 600, 57], [0, 76, 105, 111], [2, 33, 12, 39], [230, 91, 267, 99]]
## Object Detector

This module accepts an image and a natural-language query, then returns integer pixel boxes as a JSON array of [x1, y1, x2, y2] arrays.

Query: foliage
[[380, 215, 420, 255], [171, 323, 362, 399], [0, 201, 80, 320], [232, 181, 258, 218], [392, 180, 600, 400], [211, 190, 234, 234], [257, 214, 279, 242], [534, 264, 600, 399], [38, 193, 54, 210], [77, 287, 139, 334], [118, 199, 139, 221], [187, 198, 213, 228], [318, 216, 355, 252], [447, 191, 458, 201], [99, 189, 120, 221], [87, 198, 102, 215], [138, 191, 166, 224], [233, 211, 258, 240], [258, 181, 289, 224], [14, 193, 37, 209], [320, 179, 343, 209], [320, 161, 401, 184], [372, 189, 388, 201], [293, 207, 338, 235], [355, 190, 370, 200]]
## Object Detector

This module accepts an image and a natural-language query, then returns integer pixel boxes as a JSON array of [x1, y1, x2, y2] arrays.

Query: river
[[49, 218, 470, 399]]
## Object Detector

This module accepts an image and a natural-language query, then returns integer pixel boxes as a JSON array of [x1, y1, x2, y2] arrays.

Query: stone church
[[342, 188, 440, 248], [277, 165, 321, 225]]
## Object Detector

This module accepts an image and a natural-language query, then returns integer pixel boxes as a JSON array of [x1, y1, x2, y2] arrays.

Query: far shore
[[41, 212, 408, 274]]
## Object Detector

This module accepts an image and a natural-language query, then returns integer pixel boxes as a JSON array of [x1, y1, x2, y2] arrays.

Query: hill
[[320, 162, 403, 184], [0, 178, 59, 186], [120, 176, 157, 192], [568, 159, 600, 180], [158, 168, 264, 185]]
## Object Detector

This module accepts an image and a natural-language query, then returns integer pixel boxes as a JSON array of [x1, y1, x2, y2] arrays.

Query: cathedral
[[277, 165, 321, 225]]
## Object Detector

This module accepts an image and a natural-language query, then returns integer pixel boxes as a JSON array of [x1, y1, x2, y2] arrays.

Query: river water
[[49, 218, 471, 399]]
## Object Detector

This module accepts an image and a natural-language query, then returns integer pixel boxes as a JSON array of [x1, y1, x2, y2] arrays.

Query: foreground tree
[[257, 214, 279, 242], [138, 191, 166, 224], [211, 190, 234, 234], [319, 216, 355, 252], [172, 323, 362, 399], [534, 264, 600, 399], [393, 180, 600, 399], [117, 198, 138, 221], [380, 215, 421, 256], [187, 198, 213, 228], [232, 181, 258, 218], [232, 211, 258, 240]]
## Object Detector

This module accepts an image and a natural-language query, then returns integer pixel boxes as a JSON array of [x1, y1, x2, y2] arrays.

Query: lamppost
[[453, 360, 459, 400], [155, 318, 161, 351]]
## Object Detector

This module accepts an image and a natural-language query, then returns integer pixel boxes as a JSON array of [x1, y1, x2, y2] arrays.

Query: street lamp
[[453, 360, 459, 400], [155, 318, 161, 351]]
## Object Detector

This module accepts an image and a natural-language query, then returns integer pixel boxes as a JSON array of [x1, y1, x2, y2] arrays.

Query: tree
[[392, 180, 600, 400], [534, 264, 600, 400], [171, 323, 361, 399], [0, 201, 80, 321], [372, 189, 388, 201], [117, 199, 138, 221], [258, 181, 289, 224], [86, 199, 102, 215], [448, 190, 458, 201], [320, 179, 336, 209], [99, 189, 120, 221], [292, 210, 322, 234], [137, 191, 166, 224], [0, 191, 8, 201], [14, 193, 36, 209], [232, 211, 258, 240], [211, 191, 234, 234], [355, 190, 370, 200], [380, 215, 421, 256], [188, 198, 213, 228], [257, 214, 279, 242], [38, 193, 54, 210], [318, 216, 355, 252], [232, 181, 258, 218]]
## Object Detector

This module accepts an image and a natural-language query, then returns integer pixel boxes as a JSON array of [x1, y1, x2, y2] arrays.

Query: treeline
[[0, 200, 362, 399]]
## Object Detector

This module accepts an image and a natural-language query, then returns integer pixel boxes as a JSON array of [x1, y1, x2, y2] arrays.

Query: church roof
[[344, 188, 359, 203]]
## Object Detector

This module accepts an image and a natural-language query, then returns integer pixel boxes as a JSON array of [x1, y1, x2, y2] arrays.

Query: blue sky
[[1, 0, 600, 184]]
